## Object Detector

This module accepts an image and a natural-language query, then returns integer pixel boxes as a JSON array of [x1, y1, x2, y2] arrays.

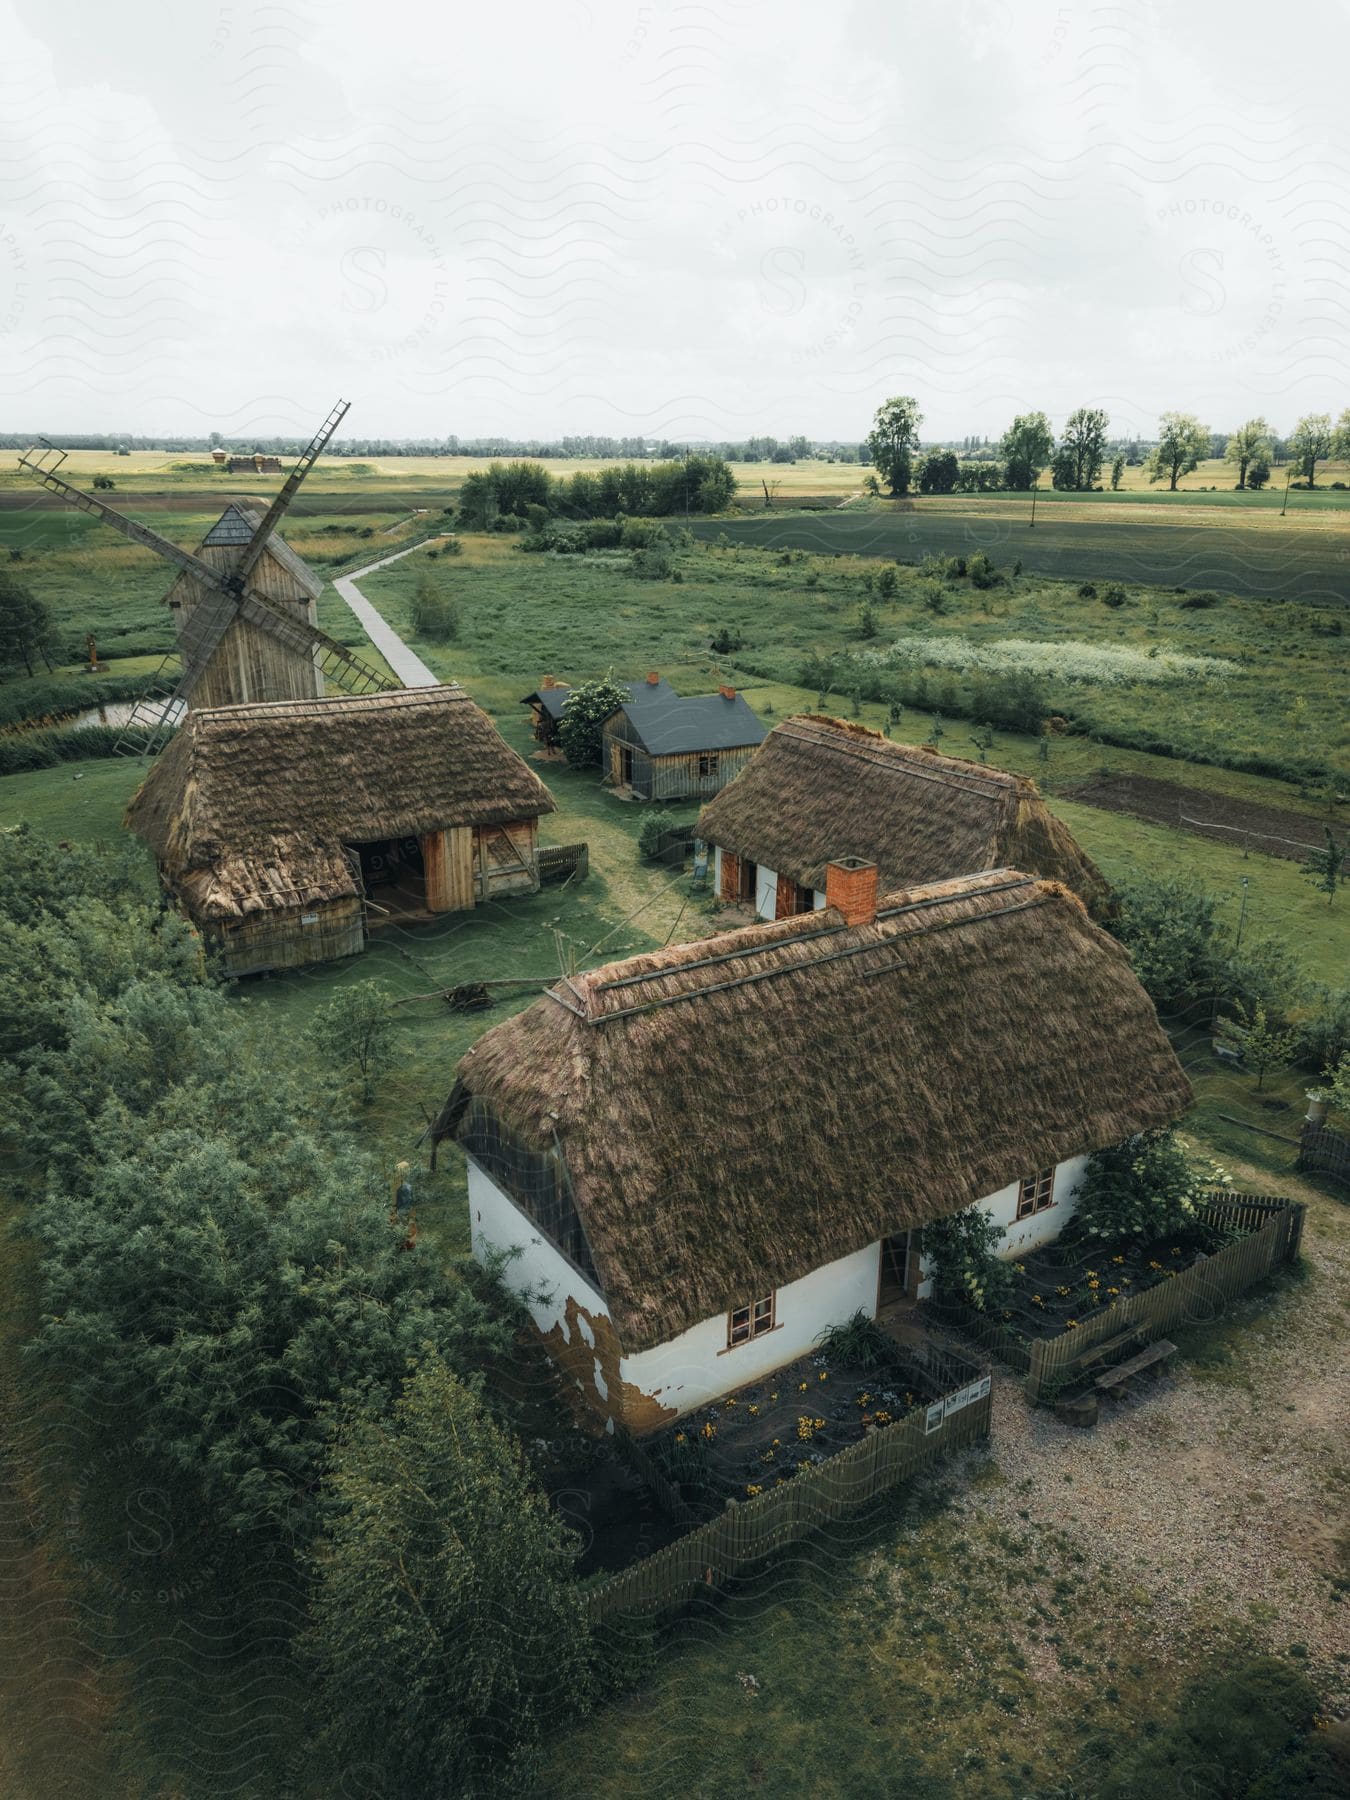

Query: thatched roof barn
[[697, 715, 1108, 917], [434, 865, 1190, 1366], [127, 685, 556, 975]]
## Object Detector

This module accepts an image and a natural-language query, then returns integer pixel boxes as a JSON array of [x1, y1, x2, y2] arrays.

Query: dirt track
[[1062, 773, 1345, 863]]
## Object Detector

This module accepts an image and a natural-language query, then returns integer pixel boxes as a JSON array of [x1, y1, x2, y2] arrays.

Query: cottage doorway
[[878, 1230, 919, 1308], [354, 834, 428, 922]]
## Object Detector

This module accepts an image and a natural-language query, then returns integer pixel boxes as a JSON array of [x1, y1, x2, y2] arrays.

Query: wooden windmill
[[19, 400, 396, 754]]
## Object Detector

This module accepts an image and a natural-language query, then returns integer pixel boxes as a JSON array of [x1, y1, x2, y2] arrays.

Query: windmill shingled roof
[[197, 504, 322, 600]]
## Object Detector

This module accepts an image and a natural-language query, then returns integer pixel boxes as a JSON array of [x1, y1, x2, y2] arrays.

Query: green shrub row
[[0, 670, 159, 732], [0, 722, 128, 775]]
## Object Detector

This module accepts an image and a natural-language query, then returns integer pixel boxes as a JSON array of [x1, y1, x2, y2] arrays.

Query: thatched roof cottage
[[127, 685, 555, 977], [432, 860, 1190, 1432], [697, 714, 1108, 920]]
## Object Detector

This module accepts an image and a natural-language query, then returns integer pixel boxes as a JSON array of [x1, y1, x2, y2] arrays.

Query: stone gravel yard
[[935, 1160, 1350, 1714]]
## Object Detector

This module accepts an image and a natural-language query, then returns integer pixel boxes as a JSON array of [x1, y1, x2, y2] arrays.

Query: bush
[[637, 808, 679, 858], [876, 565, 898, 600], [921, 1208, 1014, 1312], [408, 581, 459, 642], [815, 1310, 897, 1371], [0, 723, 126, 775], [630, 545, 673, 581], [1295, 984, 1350, 1072], [709, 626, 743, 654], [1077, 581, 1097, 598], [1070, 1129, 1229, 1245], [1096, 1655, 1324, 1800], [557, 674, 631, 768], [1180, 589, 1221, 608], [967, 550, 998, 589], [1101, 583, 1128, 607]]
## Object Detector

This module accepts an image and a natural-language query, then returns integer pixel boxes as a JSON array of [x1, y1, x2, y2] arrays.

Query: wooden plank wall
[[422, 826, 474, 911], [214, 896, 365, 977]]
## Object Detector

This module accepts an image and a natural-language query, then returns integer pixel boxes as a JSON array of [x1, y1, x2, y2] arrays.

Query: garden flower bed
[[644, 1337, 960, 1517], [994, 1223, 1228, 1344]]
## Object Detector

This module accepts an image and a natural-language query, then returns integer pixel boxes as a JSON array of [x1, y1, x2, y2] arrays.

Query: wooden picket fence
[[584, 1372, 992, 1623], [538, 841, 589, 885], [928, 1192, 1304, 1405], [1298, 1122, 1349, 1191]]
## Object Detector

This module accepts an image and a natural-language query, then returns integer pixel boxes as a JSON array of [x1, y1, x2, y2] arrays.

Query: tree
[[1247, 454, 1271, 490], [1050, 446, 1077, 490], [307, 978, 396, 1101], [1228, 1000, 1298, 1091], [1073, 1128, 1218, 1242], [557, 674, 630, 768], [1060, 406, 1109, 490], [1110, 455, 1125, 490], [865, 395, 924, 495], [409, 576, 459, 642], [998, 411, 1054, 490], [1335, 407, 1350, 463], [1147, 413, 1210, 490], [304, 1353, 593, 1797], [0, 570, 58, 677], [917, 449, 958, 494], [1225, 416, 1272, 490], [1304, 828, 1345, 906], [1289, 412, 1333, 486]]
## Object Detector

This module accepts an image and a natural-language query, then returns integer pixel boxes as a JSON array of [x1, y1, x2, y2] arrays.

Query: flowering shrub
[[1073, 1129, 1232, 1244], [858, 634, 1233, 687], [922, 1207, 1015, 1312]]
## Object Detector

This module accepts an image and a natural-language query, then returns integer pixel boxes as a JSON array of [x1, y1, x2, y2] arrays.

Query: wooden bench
[[1067, 1328, 1140, 1373], [1094, 1338, 1178, 1393]]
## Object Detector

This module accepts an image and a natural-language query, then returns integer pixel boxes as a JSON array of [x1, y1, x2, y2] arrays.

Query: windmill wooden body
[[19, 400, 395, 752]]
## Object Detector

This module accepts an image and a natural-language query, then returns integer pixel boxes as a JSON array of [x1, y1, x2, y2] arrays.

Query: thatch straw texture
[[127, 686, 555, 920], [436, 868, 1191, 1353], [697, 715, 1109, 909]]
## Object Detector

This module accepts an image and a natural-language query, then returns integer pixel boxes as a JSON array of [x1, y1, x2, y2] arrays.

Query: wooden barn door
[[421, 827, 474, 911], [720, 849, 741, 903]]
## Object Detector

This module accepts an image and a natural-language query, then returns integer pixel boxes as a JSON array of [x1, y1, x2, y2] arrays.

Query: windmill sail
[[19, 404, 400, 757]]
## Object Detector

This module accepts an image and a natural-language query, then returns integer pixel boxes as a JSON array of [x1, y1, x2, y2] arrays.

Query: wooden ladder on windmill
[[19, 399, 398, 756]]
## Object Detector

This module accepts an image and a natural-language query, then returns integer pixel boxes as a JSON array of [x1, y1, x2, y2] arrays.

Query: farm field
[[691, 495, 1350, 605]]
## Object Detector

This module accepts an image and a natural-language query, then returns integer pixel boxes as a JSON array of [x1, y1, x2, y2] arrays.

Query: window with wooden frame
[[1016, 1166, 1056, 1220], [697, 751, 720, 778], [727, 1292, 776, 1347]]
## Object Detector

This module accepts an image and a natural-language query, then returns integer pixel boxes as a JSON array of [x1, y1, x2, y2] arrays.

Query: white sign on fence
[[941, 1374, 992, 1422]]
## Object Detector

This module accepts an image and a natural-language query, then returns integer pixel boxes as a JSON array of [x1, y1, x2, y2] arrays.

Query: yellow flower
[[818, 1371, 828, 1382], [771, 1438, 780, 1448], [1088, 1279, 1100, 1290], [1149, 1260, 1163, 1270], [769, 1392, 778, 1402], [674, 1432, 686, 1444], [1112, 1255, 1125, 1265], [1107, 1287, 1120, 1296], [1086, 1269, 1097, 1278], [746, 1483, 762, 1497], [798, 1380, 809, 1392], [748, 1404, 759, 1416], [1057, 1286, 1070, 1296], [1066, 1320, 1079, 1330]]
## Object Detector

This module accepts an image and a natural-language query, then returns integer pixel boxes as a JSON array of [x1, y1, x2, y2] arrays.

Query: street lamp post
[[1029, 475, 1039, 528]]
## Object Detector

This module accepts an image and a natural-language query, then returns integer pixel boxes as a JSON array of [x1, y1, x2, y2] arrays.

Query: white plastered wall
[[914, 1154, 1088, 1297]]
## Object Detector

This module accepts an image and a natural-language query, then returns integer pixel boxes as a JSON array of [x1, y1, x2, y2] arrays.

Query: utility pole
[[1029, 474, 1039, 528], [1234, 876, 1250, 954], [1280, 468, 1293, 517]]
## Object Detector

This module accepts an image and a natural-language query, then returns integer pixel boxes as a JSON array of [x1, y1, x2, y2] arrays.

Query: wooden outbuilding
[[126, 684, 556, 977], [521, 673, 678, 750], [601, 673, 766, 800], [698, 714, 1110, 920]]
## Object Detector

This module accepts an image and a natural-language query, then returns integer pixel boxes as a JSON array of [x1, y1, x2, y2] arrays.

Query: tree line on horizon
[[865, 397, 1350, 497]]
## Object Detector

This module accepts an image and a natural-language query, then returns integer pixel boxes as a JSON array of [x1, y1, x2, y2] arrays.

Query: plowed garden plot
[[1061, 773, 1344, 862]]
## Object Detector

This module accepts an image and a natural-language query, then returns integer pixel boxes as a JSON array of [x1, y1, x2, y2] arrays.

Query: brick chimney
[[645, 669, 660, 685], [719, 684, 736, 700], [825, 857, 878, 927]]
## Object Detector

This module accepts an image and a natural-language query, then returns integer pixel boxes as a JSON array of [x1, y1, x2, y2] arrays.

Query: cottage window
[[728, 1292, 776, 1347], [697, 752, 720, 778], [1016, 1167, 1056, 1220]]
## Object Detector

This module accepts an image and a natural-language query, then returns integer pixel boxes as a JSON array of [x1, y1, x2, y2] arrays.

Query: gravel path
[[954, 1188, 1350, 1709], [332, 544, 440, 688]]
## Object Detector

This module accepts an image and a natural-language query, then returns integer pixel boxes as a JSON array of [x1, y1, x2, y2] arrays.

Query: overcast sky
[[3, 0, 1348, 445]]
